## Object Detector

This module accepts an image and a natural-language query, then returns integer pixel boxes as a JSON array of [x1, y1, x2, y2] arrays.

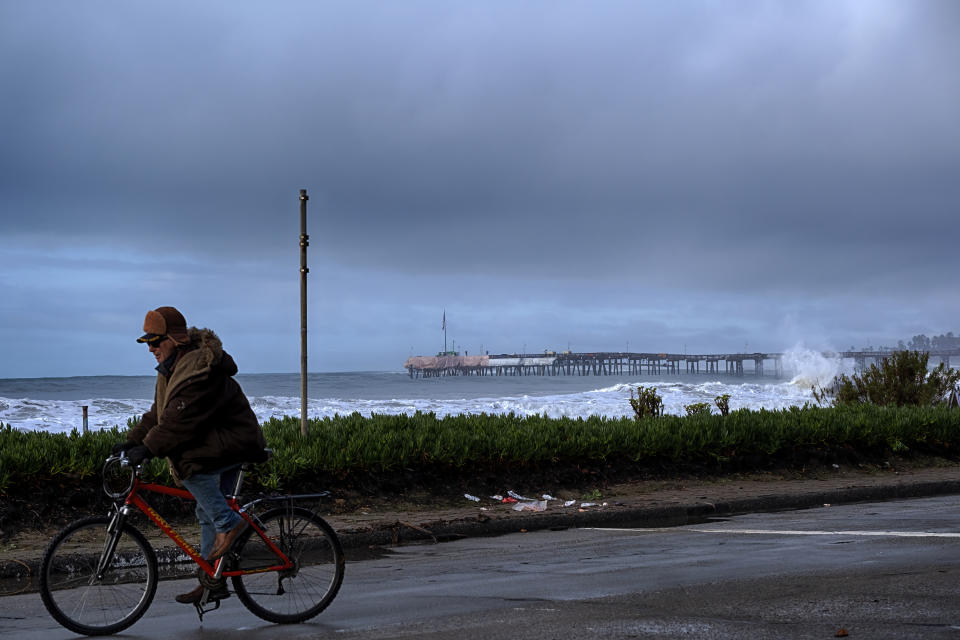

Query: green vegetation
[[714, 394, 731, 416], [581, 488, 603, 501], [813, 350, 960, 407], [629, 386, 663, 419], [3, 403, 960, 495], [684, 403, 711, 416]]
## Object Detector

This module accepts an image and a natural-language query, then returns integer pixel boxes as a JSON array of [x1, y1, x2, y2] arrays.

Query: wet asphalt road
[[5, 495, 960, 639]]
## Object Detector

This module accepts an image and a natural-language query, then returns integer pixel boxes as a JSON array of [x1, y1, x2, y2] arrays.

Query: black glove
[[112, 441, 135, 454], [125, 445, 152, 467]]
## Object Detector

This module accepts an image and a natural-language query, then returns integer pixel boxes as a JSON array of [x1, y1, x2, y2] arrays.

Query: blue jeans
[[180, 465, 243, 559]]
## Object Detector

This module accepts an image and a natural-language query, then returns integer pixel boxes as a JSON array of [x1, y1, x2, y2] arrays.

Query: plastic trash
[[508, 490, 534, 501], [490, 494, 504, 501], [563, 500, 576, 507], [464, 493, 481, 502], [580, 502, 597, 507], [541, 494, 556, 501], [512, 500, 548, 512]]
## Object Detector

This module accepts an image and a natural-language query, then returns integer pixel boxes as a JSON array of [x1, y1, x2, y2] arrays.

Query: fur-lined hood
[[159, 327, 237, 405], [182, 327, 224, 371]]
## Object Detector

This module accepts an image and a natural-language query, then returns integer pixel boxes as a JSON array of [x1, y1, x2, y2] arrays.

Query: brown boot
[[209, 520, 249, 560], [175, 579, 230, 604]]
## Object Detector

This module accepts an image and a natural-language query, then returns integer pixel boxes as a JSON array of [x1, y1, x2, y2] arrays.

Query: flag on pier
[[442, 310, 446, 331]]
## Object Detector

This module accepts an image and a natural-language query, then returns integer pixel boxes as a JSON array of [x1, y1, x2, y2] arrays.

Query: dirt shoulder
[[7, 461, 960, 561], [324, 462, 960, 547], [5, 460, 959, 581]]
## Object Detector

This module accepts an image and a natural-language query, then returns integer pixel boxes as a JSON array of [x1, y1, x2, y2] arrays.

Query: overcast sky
[[1, 0, 958, 378]]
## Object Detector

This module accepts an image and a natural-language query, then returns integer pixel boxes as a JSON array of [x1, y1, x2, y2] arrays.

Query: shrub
[[629, 386, 663, 419], [684, 402, 712, 416], [714, 394, 731, 416], [813, 350, 960, 407]]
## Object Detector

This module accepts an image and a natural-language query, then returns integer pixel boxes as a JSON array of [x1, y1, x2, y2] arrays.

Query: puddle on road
[[1, 544, 398, 597], [344, 545, 396, 561], [0, 560, 32, 597], [0, 514, 739, 597], [593, 514, 730, 530]]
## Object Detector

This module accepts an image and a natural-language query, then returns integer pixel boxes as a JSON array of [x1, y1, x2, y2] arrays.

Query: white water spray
[[781, 346, 852, 390]]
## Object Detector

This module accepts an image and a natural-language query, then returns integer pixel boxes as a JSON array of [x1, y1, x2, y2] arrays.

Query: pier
[[404, 349, 960, 379], [405, 351, 785, 378]]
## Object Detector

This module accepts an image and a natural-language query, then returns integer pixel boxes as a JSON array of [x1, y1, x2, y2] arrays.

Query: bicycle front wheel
[[231, 506, 344, 623], [39, 515, 158, 636]]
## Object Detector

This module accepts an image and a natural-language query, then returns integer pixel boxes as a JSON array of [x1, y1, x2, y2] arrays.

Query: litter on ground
[[512, 500, 548, 512]]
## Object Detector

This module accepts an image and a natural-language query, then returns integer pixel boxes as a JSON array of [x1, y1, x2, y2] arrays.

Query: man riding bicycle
[[117, 306, 267, 605]]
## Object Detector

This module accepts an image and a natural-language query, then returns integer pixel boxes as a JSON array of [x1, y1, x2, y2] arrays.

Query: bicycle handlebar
[[101, 449, 272, 501], [102, 454, 138, 499]]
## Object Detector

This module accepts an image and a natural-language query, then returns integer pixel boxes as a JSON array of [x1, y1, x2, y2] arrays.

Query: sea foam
[[2, 366, 830, 434]]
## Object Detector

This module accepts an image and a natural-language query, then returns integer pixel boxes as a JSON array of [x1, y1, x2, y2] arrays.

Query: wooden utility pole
[[299, 189, 309, 437]]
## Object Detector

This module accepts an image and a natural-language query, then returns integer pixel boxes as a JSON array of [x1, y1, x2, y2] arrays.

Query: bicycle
[[39, 450, 345, 636]]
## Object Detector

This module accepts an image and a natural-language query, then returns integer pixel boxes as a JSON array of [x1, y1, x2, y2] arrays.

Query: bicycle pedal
[[194, 598, 222, 622]]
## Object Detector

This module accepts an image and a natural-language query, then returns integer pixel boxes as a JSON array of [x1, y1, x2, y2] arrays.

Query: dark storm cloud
[[1, 1, 958, 375], [3, 3, 957, 277]]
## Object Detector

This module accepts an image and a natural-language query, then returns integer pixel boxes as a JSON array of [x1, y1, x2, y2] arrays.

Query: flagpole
[[442, 310, 447, 354]]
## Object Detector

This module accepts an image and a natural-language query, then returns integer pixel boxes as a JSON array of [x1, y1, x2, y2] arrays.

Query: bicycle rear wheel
[[39, 516, 158, 636], [231, 506, 344, 623]]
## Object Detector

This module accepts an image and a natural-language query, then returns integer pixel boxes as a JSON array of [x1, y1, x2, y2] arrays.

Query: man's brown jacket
[[127, 327, 267, 480]]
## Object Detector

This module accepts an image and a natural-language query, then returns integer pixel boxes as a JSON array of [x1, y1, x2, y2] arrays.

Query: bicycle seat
[[241, 448, 273, 470]]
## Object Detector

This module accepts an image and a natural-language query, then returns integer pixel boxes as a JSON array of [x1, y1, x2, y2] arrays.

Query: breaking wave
[[3, 376, 820, 433]]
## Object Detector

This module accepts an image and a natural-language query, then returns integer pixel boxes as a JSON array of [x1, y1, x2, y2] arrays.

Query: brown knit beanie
[[136, 306, 190, 345]]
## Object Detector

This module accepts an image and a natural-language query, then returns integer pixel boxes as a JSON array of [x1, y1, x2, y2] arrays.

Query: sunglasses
[[144, 335, 169, 347]]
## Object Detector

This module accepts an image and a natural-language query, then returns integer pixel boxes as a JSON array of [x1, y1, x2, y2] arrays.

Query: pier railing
[[404, 349, 960, 379]]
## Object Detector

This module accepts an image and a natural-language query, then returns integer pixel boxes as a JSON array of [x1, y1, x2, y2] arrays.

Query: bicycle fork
[[93, 505, 129, 583]]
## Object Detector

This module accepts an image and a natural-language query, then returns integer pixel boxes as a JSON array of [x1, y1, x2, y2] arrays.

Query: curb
[[336, 479, 960, 549], [5, 479, 960, 589]]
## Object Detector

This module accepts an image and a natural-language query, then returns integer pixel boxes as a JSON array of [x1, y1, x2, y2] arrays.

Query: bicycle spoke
[[40, 517, 158, 636], [231, 506, 344, 623]]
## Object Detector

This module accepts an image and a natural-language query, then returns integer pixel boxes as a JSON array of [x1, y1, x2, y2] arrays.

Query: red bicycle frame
[[122, 476, 293, 578]]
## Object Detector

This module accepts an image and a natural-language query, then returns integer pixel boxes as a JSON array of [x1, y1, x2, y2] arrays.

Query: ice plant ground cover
[[2, 403, 959, 496]]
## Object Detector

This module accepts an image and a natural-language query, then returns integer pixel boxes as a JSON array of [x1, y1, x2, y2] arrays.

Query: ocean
[[0, 349, 851, 433]]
